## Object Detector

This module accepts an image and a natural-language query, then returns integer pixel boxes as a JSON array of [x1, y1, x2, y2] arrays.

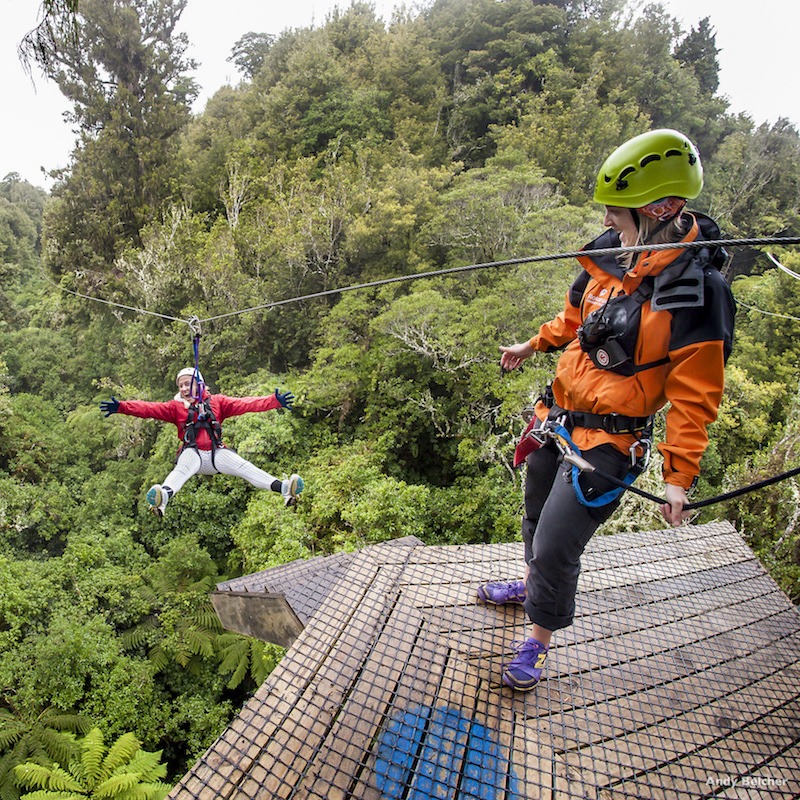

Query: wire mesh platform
[[169, 521, 800, 799]]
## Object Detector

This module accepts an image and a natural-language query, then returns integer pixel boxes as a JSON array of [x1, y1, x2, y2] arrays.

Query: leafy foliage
[[13, 728, 170, 800], [3, 0, 800, 792]]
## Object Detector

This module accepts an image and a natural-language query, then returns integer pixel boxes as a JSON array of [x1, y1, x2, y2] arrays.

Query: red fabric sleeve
[[211, 394, 281, 421], [117, 399, 183, 424]]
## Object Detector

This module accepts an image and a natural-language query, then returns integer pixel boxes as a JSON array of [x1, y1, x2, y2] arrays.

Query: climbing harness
[[515, 408, 800, 512], [514, 396, 652, 508]]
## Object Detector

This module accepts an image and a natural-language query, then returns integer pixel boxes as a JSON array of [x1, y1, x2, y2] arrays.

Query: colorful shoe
[[281, 474, 304, 507], [502, 637, 549, 691], [146, 484, 170, 518], [477, 580, 526, 606]]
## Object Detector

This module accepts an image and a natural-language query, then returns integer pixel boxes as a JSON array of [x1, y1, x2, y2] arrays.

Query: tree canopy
[[2, 0, 800, 793]]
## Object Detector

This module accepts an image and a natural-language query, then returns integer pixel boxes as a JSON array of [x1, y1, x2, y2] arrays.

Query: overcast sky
[[2, 0, 797, 190]]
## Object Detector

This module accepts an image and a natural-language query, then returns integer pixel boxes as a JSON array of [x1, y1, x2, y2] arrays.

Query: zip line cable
[[767, 251, 800, 280], [45, 235, 800, 328], [41, 269, 188, 325], [43, 235, 800, 510], [735, 298, 800, 323]]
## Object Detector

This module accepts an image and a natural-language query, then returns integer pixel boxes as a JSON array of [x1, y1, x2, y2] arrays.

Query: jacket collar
[[577, 213, 705, 289]]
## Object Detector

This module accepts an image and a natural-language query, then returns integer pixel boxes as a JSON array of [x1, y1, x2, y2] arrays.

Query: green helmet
[[593, 129, 703, 208]]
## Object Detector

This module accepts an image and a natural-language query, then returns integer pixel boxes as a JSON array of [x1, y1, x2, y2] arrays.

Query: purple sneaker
[[502, 637, 548, 691], [477, 580, 526, 606]]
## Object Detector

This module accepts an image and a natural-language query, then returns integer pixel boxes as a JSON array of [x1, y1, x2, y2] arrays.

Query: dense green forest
[[2, 0, 800, 793]]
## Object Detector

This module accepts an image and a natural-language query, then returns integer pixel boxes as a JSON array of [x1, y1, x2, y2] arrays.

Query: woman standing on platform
[[479, 129, 736, 691]]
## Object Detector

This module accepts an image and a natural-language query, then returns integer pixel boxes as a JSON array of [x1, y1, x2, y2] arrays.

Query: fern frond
[[226, 659, 248, 690], [147, 646, 169, 674], [120, 619, 159, 651], [93, 772, 138, 798], [138, 781, 171, 800], [250, 641, 273, 687], [191, 609, 221, 632], [0, 731, 22, 750], [12, 763, 52, 790], [41, 765, 84, 794], [100, 734, 139, 776], [183, 629, 213, 659], [217, 638, 247, 674], [120, 751, 165, 783], [14, 791, 84, 800], [77, 729, 104, 789], [38, 730, 77, 767], [37, 712, 90, 736]]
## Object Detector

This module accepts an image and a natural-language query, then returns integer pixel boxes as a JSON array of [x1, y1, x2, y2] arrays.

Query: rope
[[684, 464, 800, 510], [45, 235, 800, 328], [563, 449, 800, 511], [198, 236, 800, 323]]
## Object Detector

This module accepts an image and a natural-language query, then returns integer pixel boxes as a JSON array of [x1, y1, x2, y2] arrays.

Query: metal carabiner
[[188, 315, 202, 337], [629, 437, 652, 470]]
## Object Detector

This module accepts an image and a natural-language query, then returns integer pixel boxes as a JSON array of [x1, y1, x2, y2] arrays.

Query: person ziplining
[[100, 367, 304, 517]]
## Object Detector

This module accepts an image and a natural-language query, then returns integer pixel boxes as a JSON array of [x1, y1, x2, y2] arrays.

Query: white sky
[[1, 0, 797, 190]]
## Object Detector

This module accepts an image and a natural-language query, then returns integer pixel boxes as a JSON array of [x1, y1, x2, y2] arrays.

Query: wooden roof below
[[169, 521, 800, 799]]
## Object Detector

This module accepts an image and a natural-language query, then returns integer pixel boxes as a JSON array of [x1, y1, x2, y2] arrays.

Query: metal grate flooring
[[169, 521, 800, 799]]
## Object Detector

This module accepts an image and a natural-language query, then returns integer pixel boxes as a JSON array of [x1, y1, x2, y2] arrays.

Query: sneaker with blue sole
[[146, 484, 170, 517], [282, 474, 304, 507], [502, 637, 549, 691], [477, 580, 526, 605]]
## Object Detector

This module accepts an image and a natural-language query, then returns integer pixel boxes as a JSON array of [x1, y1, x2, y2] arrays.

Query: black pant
[[521, 440, 631, 631]]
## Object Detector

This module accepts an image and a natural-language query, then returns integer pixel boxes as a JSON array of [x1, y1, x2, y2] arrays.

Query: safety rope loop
[[550, 424, 638, 508], [190, 327, 206, 408]]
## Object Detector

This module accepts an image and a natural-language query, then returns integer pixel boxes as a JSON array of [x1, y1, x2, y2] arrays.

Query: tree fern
[[0, 705, 85, 800], [75, 730, 104, 791], [13, 729, 169, 800], [99, 735, 138, 778]]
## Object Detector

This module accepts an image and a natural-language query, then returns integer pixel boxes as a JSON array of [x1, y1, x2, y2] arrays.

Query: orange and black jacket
[[530, 212, 735, 489]]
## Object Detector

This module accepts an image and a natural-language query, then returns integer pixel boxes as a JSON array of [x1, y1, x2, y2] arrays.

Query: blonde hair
[[620, 212, 689, 271]]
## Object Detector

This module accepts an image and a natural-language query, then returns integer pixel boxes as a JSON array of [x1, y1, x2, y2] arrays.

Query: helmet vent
[[665, 148, 683, 157], [617, 166, 635, 189], [640, 154, 661, 167]]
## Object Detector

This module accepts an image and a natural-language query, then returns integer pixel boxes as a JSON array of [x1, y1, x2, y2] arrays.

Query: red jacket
[[118, 391, 281, 450], [529, 213, 735, 489]]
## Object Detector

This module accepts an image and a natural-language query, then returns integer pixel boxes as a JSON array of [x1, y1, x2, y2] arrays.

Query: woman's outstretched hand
[[499, 342, 535, 372]]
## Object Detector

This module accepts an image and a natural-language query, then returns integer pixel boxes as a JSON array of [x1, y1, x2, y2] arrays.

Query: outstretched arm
[[499, 342, 536, 371], [100, 397, 120, 417], [110, 398, 183, 423]]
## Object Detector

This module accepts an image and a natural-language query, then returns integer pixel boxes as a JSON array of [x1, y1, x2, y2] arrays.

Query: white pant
[[163, 447, 279, 495]]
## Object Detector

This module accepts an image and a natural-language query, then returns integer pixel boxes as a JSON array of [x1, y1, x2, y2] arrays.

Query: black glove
[[100, 397, 120, 417], [275, 389, 294, 410]]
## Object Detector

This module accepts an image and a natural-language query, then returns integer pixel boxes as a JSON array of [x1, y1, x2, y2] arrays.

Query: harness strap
[[550, 423, 639, 508], [546, 401, 652, 435], [182, 398, 224, 469]]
